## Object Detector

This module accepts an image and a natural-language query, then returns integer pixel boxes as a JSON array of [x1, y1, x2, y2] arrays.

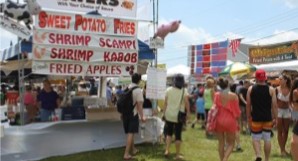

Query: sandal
[[164, 151, 169, 158], [132, 149, 139, 156], [174, 154, 184, 160], [123, 156, 133, 160]]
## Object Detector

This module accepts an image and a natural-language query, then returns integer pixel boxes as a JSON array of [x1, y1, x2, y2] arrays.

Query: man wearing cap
[[246, 69, 278, 161]]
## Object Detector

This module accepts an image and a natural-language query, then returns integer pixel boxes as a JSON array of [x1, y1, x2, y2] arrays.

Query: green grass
[[40, 120, 294, 161]]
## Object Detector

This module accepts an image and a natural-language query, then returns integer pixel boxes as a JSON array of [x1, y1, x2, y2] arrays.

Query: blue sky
[[1, 0, 298, 69], [155, 0, 298, 68]]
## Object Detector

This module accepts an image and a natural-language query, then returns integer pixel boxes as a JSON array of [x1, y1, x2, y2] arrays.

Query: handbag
[[206, 105, 218, 132], [177, 89, 186, 123]]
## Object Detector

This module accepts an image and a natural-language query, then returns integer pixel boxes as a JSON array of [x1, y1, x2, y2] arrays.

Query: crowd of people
[[120, 71, 298, 161], [1, 71, 298, 161], [1, 80, 66, 123]]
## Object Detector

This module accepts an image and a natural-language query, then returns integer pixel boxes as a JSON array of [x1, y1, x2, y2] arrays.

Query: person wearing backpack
[[120, 73, 145, 160]]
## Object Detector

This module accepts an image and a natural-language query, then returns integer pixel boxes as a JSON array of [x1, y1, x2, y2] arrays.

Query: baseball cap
[[255, 69, 267, 81]]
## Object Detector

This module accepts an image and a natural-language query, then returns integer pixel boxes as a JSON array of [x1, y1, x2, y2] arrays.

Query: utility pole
[[17, 0, 25, 125]]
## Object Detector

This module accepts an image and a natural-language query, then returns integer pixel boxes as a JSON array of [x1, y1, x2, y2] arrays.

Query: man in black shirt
[[238, 80, 250, 133], [246, 69, 277, 161]]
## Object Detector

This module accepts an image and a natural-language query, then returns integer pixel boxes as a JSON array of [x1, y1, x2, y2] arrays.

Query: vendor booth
[[0, 3, 163, 161]]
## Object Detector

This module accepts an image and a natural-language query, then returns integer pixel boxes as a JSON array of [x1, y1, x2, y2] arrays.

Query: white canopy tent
[[255, 60, 298, 72]]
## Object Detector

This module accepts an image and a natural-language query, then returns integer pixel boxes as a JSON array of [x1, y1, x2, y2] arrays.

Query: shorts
[[196, 113, 205, 120], [122, 114, 139, 134], [278, 108, 291, 119], [292, 111, 298, 121], [240, 105, 247, 121], [251, 121, 273, 141], [165, 121, 183, 141], [293, 122, 298, 135]]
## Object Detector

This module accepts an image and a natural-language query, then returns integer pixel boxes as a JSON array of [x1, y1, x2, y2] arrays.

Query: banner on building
[[249, 40, 298, 64], [37, 0, 137, 18], [32, 61, 135, 76], [35, 11, 138, 37], [187, 46, 195, 75], [146, 67, 167, 100], [0, 15, 31, 40], [190, 40, 228, 77]]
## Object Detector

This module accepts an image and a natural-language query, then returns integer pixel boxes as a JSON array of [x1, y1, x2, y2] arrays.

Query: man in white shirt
[[123, 73, 145, 160]]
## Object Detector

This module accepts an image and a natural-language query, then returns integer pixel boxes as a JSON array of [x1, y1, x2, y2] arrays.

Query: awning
[[1, 43, 20, 62], [0, 38, 32, 61]]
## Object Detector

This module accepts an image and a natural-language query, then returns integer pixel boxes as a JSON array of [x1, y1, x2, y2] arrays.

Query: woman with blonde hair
[[204, 77, 215, 135], [214, 77, 241, 161]]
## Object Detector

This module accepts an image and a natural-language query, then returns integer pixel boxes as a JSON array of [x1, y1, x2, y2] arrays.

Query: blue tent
[[0, 38, 155, 61]]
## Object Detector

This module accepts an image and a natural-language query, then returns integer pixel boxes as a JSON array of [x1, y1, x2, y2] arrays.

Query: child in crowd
[[191, 93, 205, 129]]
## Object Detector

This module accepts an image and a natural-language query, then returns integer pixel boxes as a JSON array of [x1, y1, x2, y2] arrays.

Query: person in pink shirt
[[24, 86, 37, 123], [214, 77, 241, 161]]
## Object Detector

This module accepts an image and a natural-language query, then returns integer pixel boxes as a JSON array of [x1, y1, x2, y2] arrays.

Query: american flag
[[229, 39, 242, 57]]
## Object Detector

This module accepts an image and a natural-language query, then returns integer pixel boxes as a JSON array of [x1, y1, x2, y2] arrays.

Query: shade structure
[[219, 62, 256, 79]]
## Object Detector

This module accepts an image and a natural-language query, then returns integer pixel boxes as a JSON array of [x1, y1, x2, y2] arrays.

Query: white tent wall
[[256, 60, 298, 72]]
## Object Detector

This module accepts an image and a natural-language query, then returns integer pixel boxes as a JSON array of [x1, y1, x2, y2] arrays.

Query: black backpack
[[117, 86, 139, 116]]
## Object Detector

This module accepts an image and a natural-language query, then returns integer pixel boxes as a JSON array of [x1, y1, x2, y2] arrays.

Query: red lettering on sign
[[114, 19, 135, 36], [87, 65, 122, 75], [103, 51, 137, 63], [48, 33, 91, 46], [74, 14, 106, 32], [99, 37, 136, 49], [51, 48, 93, 62], [50, 63, 82, 74], [38, 11, 71, 29]]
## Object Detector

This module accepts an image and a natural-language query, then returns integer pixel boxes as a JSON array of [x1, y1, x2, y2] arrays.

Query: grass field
[[40, 120, 294, 161]]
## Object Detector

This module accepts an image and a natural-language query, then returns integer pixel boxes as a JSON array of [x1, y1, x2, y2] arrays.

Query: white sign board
[[32, 61, 136, 76], [146, 67, 167, 100], [33, 30, 138, 50], [0, 15, 31, 40], [149, 37, 164, 49], [32, 44, 138, 64], [37, 0, 137, 18], [35, 11, 138, 37]]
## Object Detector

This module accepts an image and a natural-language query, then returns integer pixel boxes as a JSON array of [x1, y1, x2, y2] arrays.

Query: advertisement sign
[[0, 15, 31, 40], [32, 61, 136, 76], [146, 67, 167, 100], [37, 0, 137, 18], [35, 11, 138, 37], [32, 44, 138, 64], [33, 30, 138, 50], [249, 41, 298, 64], [149, 37, 164, 49]]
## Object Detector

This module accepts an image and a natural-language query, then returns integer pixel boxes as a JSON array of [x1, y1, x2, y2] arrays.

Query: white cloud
[[283, 0, 298, 8]]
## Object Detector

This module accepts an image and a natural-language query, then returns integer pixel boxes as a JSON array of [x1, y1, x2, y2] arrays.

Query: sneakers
[[255, 157, 262, 161]]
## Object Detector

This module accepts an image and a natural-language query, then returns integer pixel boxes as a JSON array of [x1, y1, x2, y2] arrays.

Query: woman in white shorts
[[276, 75, 292, 156]]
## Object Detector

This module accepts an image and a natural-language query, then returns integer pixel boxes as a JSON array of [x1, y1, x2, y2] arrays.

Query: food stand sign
[[32, 61, 136, 76], [35, 11, 138, 37], [249, 40, 298, 64], [36, 0, 137, 18]]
